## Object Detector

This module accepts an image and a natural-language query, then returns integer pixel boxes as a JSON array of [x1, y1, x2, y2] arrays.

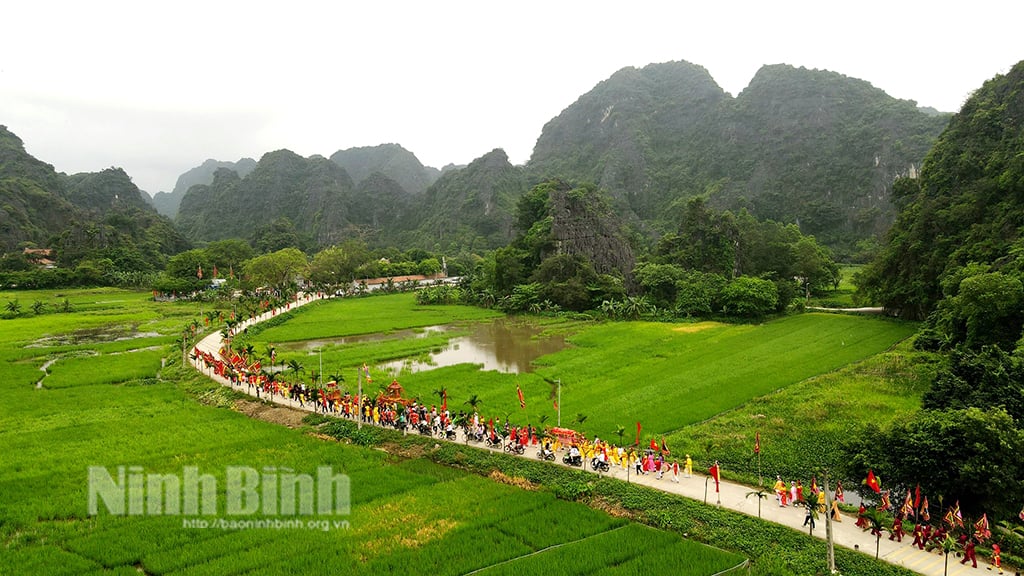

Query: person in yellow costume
[[816, 488, 826, 513], [773, 475, 787, 506], [684, 454, 693, 478]]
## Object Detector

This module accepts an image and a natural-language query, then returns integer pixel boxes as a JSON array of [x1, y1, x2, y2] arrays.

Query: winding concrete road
[[189, 294, 993, 576]]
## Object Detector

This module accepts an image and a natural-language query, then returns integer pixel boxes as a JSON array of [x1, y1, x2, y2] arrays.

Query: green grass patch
[[0, 288, 746, 576], [252, 293, 502, 342]]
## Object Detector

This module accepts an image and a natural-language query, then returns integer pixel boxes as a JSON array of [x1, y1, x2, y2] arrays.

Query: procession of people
[[190, 291, 1012, 575]]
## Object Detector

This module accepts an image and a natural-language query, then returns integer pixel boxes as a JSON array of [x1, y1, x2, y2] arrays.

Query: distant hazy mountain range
[[3, 60, 954, 261]]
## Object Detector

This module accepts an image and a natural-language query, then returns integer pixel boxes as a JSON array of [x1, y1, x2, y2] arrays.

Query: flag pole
[[557, 379, 561, 427], [357, 364, 363, 430]]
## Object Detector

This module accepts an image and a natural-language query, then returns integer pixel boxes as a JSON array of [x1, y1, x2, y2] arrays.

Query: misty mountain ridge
[[5, 58, 966, 264]]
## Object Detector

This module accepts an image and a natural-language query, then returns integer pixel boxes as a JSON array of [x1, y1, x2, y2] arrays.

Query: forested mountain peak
[[859, 59, 1024, 320], [527, 61, 950, 258], [329, 143, 440, 195], [151, 157, 256, 218]]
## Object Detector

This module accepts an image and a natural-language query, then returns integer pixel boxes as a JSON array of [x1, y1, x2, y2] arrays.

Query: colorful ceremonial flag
[[974, 513, 991, 541], [709, 462, 720, 492], [811, 476, 818, 494], [229, 265, 234, 279], [517, 384, 525, 409], [879, 490, 892, 511], [943, 508, 954, 527], [649, 438, 658, 451], [441, 389, 447, 412], [754, 431, 760, 454], [921, 496, 931, 522], [660, 436, 669, 454], [553, 398, 558, 410], [914, 484, 921, 509], [635, 421, 641, 446], [953, 501, 964, 527], [901, 490, 914, 518], [835, 481, 845, 502], [865, 469, 881, 493]]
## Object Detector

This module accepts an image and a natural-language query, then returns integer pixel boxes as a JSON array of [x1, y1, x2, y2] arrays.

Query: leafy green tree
[[949, 272, 1024, 350], [922, 346, 1024, 421], [531, 253, 599, 312], [243, 248, 308, 288], [676, 271, 727, 316], [720, 276, 778, 317], [166, 249, 209, 280], [417, 257, 442, 276], [841, 407, 1024, 519], [204, 239, 254, 274], [633, 262, 685, 309]]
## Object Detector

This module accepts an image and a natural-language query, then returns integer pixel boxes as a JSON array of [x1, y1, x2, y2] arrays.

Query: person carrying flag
[[960, 537, 977, 568], [889, 512, 905, 542]]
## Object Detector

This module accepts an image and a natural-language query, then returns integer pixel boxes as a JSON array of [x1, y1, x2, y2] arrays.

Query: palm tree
[[465, 394, 482, 412], [745, 489, 770, 519], [5, 299, 22, 316], [287, 359, 304, 382], [31, 300, 46, 315], [861, 508, 888, 560], [433, 387, 447, 409], [614, 425, 626, 447], [939, 533, 957, 576]]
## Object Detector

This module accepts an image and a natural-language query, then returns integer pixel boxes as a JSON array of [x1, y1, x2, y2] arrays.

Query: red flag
[[865, 469, 881, 493], [553, 398, 558, 410], [649, 438, 658, 451], [441, 390, 447, 412], [811, 476, 818, 494], [197, 265, 203, 279], [913, 484, 921, 509], [660, 437, 669, 454], [709, 462, 720, 492], [835, 481, 845, 503], [516, 384, 525, 409], [754, 431, 760, 454], [635, 422, 641, 446], [921, 496, 931, 522]]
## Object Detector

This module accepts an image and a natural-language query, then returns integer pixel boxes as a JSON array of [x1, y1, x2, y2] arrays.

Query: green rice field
[[1, 289, 746, 575]]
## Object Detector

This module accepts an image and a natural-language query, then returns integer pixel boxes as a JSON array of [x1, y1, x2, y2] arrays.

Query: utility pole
[[823, 469, 836, 574]]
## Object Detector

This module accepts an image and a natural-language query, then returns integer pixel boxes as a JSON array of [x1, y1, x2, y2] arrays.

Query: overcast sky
[[2, 1, 1021, 196]]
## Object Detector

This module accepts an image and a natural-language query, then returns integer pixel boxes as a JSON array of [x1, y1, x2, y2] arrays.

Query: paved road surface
[[189, 294, 995, 576]]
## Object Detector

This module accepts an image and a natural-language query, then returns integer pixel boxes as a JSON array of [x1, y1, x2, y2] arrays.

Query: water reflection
[[379, 318, 566, 374], [302, 325, 446, 349]]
